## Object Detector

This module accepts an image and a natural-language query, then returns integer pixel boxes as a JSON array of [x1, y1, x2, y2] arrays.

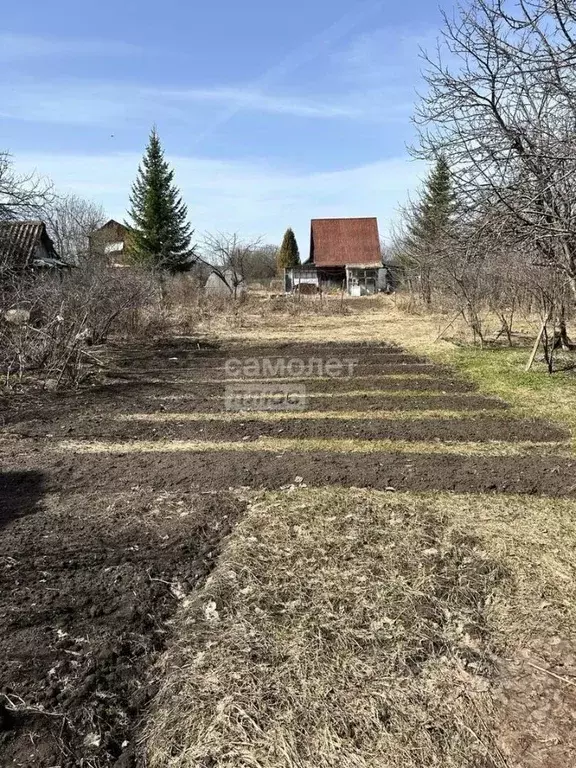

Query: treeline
[[0, 130, 305, 388], [396, 0, 576, 362], [0, 129, 303, 283]]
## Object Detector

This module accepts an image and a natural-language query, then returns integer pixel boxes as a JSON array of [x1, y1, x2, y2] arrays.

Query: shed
[[0, 220, 67, 274], [285, 217, 383, 295]]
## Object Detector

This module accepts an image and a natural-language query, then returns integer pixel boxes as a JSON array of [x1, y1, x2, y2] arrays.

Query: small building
[[285, 217, 386, 295], [205, 268, 246, 298], [0, 220, 68, 274], [89, 219, 132, 266]]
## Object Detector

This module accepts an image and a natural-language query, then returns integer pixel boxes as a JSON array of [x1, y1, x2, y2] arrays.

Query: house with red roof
[[285, 217, 388, 295]]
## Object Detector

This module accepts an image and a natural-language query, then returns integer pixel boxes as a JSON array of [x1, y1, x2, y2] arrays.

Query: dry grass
[[146, 490, 503, 767], [139, 297, 576, 766], [58, 436, 569, 458], [146, 488, 576, 768], [148, 389, 477, 401], [119, 409, 507, 423]]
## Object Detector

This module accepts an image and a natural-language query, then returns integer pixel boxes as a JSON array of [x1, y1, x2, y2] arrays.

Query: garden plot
[[1, 336, 575, 767]]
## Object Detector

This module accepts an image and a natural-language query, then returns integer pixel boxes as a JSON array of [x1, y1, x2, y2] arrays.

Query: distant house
[[89, 220, 132, 266], [0, 220, 68, 275], [285, 217, 388, 295]]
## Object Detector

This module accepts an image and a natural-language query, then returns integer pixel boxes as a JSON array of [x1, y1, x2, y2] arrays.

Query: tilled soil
[[7, 449, 575, 497], [0, 483, 244, 768], [142, 392, 511, 413], [102, 375, 476, 393], [107, 362, 451, 379], [37, 415, 567, 443], [1, 392, 512, 436], [0, 337, 572, 768]]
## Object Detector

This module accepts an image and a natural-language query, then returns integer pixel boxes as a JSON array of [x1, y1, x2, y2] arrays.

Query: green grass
[[447, 347, 576, 437], [373, 302, 576, 439]]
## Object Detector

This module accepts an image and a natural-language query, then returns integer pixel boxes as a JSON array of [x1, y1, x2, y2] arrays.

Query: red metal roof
[[310, 217, 381, 267]]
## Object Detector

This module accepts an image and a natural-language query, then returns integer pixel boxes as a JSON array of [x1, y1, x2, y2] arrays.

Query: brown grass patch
[[144, 488, 576, 768], [58, 436, 569, 458], [145, 489, 507, 767]]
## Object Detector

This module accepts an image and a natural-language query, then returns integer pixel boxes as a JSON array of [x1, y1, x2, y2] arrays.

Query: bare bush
[[0, 262, 156, 389], [200, 232, 264, 298]]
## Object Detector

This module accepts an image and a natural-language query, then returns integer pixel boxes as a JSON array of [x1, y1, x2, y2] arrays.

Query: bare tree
[[45, 193, 106, 265], [414, 0, 576, 310], [0, 152, 54, 222], [200, 232, 263, 298]]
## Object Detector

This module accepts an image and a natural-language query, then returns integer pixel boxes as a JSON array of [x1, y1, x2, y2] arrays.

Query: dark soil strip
[[10, 451, 576, 497], [104, 341, 409, 368], [0, 487, 244, 768], [1, 392, 510, 438], [222, 342, 403, 353], [81, 416, 567, 444], [149, 393, 509, 414], [134, 377, 476, 394]]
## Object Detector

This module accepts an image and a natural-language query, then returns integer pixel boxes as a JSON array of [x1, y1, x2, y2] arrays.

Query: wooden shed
[[89, 220, 132, 266], [286, 217, 384, 294], [0, 220, 67, 275]]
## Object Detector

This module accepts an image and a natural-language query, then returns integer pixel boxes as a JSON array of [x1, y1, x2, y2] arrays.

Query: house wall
[[90, 222, 131, 265]]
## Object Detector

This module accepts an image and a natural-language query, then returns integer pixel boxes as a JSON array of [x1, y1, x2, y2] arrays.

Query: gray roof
[[0, 220, 66, 271]]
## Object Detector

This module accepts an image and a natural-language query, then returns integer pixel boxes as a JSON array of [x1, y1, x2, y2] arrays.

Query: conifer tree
[[127, 128, 195, 273], [404, 155, 455, 304], [407, 155, 454, 247], [277, 227, 301, 271]]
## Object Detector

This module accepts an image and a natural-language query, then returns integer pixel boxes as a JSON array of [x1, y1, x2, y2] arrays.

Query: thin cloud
[[13, 151, 426, 244], [189, 0, 387, 143], [166, 87, 361, 118], [0, 79, 411, 125], [0, 33, 139, 61]]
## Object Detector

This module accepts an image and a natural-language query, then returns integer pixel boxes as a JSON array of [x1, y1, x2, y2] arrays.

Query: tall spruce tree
[[404, 155, 455, 304], [277, 227, 301, 272], [407, 155, 454, 246], [127, 128, 194, 273]]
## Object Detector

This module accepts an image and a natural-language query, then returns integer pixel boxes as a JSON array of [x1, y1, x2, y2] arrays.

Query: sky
[[1, 0, 446, 250]]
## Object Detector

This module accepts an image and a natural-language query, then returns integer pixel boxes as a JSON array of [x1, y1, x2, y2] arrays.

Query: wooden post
[[525, 317, 548, 372], [435, 311, 462, 343]]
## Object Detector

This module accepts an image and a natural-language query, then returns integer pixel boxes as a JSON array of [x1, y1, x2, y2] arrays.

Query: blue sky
[[1, 0, 445, 248]]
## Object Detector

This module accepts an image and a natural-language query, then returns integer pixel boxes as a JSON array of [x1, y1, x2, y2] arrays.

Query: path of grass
[[59, 436, 569, 458]]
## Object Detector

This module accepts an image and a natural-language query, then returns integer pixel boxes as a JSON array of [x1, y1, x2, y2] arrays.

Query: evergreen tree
[[404, 155, 455, 304], [407, 155, 454, 246], [277, 227, 301, 271], [127, 128, 195, 273]]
